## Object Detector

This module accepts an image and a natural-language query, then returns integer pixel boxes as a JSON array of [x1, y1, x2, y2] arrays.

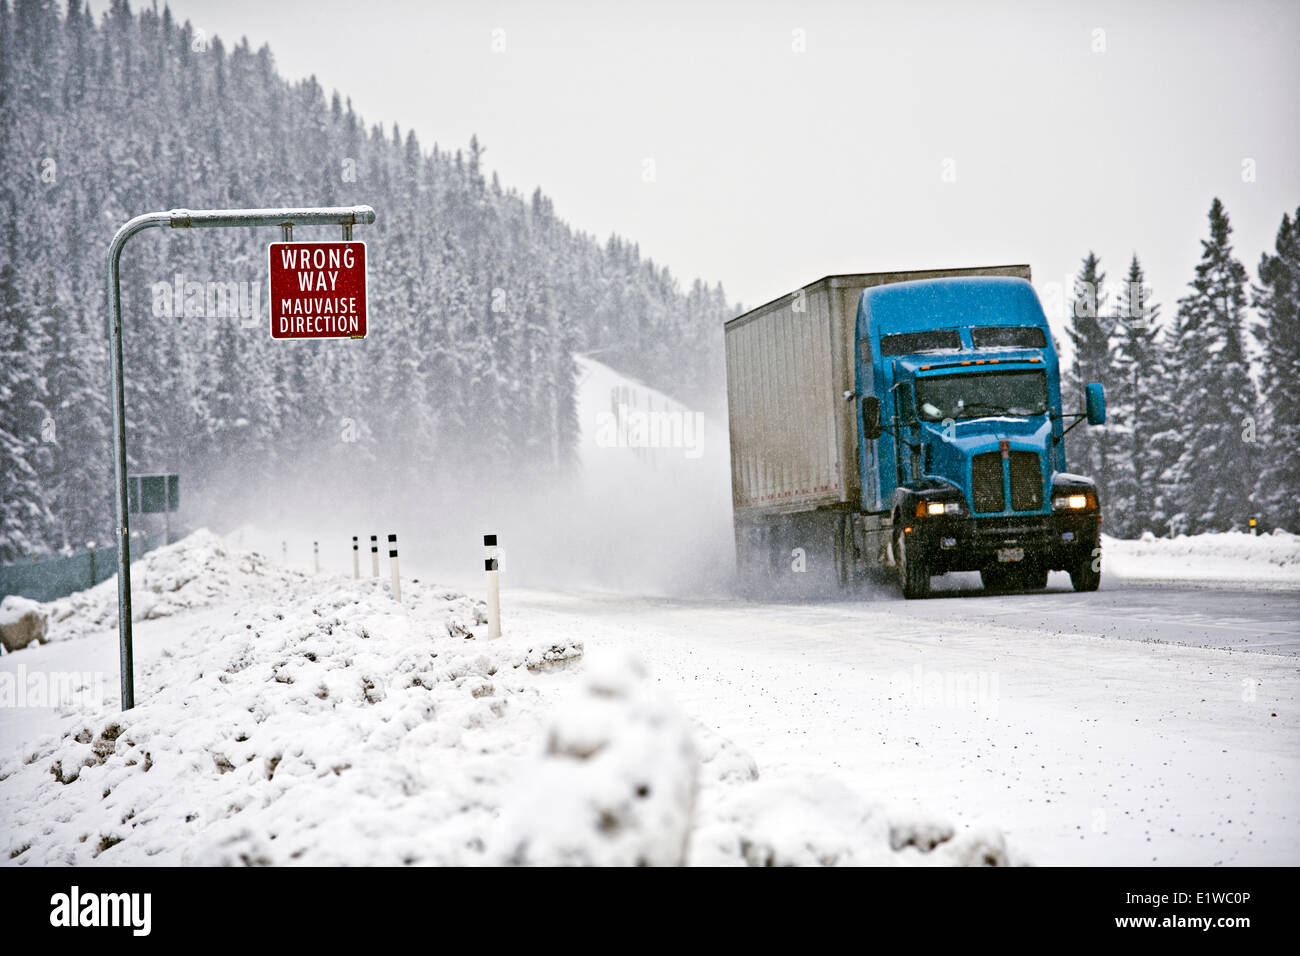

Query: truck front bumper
[[903, 512, 1101, 573]]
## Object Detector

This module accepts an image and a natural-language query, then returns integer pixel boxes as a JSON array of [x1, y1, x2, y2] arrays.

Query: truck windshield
[[915, 370, 1049, 421]]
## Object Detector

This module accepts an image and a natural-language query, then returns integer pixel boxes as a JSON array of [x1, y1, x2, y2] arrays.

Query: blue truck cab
[[855, 276, 1105, 597]]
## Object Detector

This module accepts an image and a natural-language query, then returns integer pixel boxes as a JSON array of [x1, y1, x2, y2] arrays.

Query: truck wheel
[[1069, 554, 1101, 592], [897, 532, 930, 599]]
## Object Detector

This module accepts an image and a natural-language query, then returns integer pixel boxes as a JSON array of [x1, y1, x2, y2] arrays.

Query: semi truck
[[724, 265, 1106, 599]]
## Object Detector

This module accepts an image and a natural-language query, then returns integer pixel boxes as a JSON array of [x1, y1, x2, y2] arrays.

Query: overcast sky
[[99, 0, 1298, 332]]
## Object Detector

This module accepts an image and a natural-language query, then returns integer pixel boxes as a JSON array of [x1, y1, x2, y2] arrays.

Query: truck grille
[[1009, 451, 1043, 511], [971, 450, 1043, 513], [971, 453, 1004, 513]]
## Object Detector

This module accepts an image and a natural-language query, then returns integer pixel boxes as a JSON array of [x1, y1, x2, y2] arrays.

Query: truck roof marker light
[[917, 356, 1044, 373]]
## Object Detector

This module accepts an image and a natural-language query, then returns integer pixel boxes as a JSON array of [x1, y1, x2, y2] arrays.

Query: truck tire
[[1069, 554, 1101, 592], [897, 532, 930, 599]]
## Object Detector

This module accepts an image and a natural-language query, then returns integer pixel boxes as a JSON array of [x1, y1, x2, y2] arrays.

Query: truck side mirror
[[861, 395, 882, 440], [1085, 383, 1106, 425]]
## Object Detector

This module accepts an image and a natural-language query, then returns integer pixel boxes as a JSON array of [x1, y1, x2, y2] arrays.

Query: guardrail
[[0, 531, 169, 604]]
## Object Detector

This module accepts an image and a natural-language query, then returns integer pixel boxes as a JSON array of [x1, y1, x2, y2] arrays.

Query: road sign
[[108, 205, 376, 710], [128, 474, 179, 513], [268, 240, 367, 339]]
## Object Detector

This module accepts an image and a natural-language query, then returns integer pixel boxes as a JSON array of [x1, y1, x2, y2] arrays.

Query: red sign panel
[[268, 241, 367, 339]]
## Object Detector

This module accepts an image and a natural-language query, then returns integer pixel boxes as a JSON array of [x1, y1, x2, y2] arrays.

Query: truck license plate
[[996, 547, 1024, 563]]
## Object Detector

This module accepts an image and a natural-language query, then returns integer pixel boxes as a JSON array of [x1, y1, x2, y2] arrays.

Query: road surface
[[503, 578, 1300, 865], [902, 573, 1299, 657]]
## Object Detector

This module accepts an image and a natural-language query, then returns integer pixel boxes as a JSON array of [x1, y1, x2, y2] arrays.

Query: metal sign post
[[108, 205, 376, 710]]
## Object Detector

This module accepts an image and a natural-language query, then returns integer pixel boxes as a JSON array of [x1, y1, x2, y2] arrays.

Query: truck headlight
[[1052, 492, 1096, 510], [916, 500, 964, 517]]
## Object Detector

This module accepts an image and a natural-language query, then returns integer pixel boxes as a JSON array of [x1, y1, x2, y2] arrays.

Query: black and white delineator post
[[313, 540, 320, 574], [389, 533, 401, 603], [352, 536, 359, 579], [484, 534, 501, 640], [370, 535, 379, 577], [106, 204, 377, 711]]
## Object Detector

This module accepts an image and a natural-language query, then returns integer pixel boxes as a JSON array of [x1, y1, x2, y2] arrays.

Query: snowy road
[[885, 576, 1300, 657], [4, 530, 1296, 866], [501, 581, 1300, 865]]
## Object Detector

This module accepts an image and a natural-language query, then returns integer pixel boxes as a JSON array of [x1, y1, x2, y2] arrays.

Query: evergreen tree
[[1106, 255, 1163, 536], [1143, 317, 1187, 536], [1253, 206, 1300, 532], [1064, 253, 1113, 492], [1165, 199, 1256, 533], [0, 238, 55, 558]]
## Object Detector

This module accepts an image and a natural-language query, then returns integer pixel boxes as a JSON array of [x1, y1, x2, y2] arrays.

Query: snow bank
[[39, 529, 308, 642], [691, 776, 1018, 866], [1, 538, 582, 865], [1104, 530, 1300, 587], [493, 653, 697, 865], [2, 530, 1016, 867]]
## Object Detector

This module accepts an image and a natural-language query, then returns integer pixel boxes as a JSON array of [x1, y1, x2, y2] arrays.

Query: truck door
[[893, 381, 922, 487]]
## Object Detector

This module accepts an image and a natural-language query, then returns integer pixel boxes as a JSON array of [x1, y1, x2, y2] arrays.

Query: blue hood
[[923, 416, 1055, 514]]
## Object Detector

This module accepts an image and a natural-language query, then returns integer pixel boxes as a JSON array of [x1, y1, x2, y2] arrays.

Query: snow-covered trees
[[1055, 199, 1300, 537], [1253, 207, 1300, 533], [0, 1, 735, 559], [1063, 252, 1113, 493], [1163, 199, 1256, 534], [1105, 255, 1163, 537]]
